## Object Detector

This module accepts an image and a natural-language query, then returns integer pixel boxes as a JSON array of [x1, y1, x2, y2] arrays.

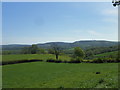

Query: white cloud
[[102, 8, 118, 16], [101, 8, 118, 24]]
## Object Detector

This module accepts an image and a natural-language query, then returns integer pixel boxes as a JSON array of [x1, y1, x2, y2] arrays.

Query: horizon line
[[1, 39, 119, 45]]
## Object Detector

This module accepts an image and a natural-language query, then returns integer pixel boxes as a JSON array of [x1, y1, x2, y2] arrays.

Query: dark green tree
[[85, 50, 94, 58], [21, 44, 38, 54], [74, 47, 85, 59], [48, 49, 54, 54], [51, 43, 61, 60], [21, 47, 31, 54], [31, 44, 38, 54], [38, 48, 46, 54], [2, 50, 12, 55]]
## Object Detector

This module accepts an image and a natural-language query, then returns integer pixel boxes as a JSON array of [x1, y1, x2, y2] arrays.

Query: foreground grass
[[2, 54, 71, 62], [2, 62, 118, 88]]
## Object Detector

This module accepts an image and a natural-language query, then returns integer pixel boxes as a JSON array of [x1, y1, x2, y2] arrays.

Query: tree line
[[2, 44, 120, 63], [21, 44, 85, 61], [85, 45, 119, 58]]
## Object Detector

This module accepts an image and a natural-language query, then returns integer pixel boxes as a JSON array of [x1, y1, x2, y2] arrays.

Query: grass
[[1, 54, 71, 62], [2, 62, 118, 88], [94, 51, 118, 57]]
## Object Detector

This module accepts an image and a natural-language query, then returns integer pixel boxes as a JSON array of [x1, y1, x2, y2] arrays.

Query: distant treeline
[[85, 45, 119, 58], [1, 45, 120, 60]]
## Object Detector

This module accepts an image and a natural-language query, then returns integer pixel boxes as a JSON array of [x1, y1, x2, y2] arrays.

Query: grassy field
[[94, 51, 118, 57], [2, 62, 118, 88], [1, 54, 71, 62]]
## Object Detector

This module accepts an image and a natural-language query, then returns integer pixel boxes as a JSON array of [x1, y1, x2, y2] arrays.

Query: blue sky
[[2, 2, 118, 45]]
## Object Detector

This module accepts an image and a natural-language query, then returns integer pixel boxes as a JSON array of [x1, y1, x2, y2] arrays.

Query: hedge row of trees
[[46, 57, 120, 63], [2, 44, 120, 63], [21, 44, 46, 54], [87, 57, 120, 63], [85, 45, 119, 58], [20, 44, 85, 61]]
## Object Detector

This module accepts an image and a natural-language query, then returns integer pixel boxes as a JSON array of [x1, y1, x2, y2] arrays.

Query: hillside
[[1, 40, 119, 51], [2, 44, 30, 50], [94, 51, 118, 58]]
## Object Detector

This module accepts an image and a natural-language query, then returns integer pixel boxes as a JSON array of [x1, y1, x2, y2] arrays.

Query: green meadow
[[2, 1, 119, 89], [2, 62, 118, 88], [1, 47, 119, 88], [1, 54, 71, 62], [95, 51, 118, 57]]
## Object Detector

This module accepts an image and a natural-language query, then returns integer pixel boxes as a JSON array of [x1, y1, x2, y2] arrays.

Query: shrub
[[70, 57, 82, 63], [54, 59, 62, 63], [46, 58, 55, 62], [62, 61, 68, 63], [115, 57, 120, 62], [101, 58, 108, 63], [106, 58, 114, 63], [93, 58, 104, 63], [84, 60, 91, 63]]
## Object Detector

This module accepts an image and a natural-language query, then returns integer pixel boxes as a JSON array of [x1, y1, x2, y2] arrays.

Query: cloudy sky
[[2, 2, 118, 45]]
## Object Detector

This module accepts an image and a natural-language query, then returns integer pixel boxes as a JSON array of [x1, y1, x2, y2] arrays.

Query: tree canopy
[[74, 47, 85, 59], [51, 43, 62, 60]]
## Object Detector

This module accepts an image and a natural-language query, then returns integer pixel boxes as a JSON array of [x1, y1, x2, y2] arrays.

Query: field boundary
[[1, 58, 120, 66], [1, 59, 43, 66]]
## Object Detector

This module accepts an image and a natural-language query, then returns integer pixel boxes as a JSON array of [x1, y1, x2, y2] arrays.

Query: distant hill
[[1, 44, 31, 50], [37, 40, 118, 49], [1, 40, 119, 51]]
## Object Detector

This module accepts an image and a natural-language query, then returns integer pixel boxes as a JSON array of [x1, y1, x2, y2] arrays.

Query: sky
[[2, 2, 118, 45]]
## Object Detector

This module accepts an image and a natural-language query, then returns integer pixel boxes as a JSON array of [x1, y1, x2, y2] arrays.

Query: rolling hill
[[1, 40, 119, 51]]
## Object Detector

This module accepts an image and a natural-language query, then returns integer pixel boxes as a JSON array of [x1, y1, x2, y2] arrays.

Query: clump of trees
[[21, 44, 38, 54], [37, 48, 46, 54], [90, 56, 120, 63], [74, 47, 85, 58], [48, 49, 54, 54], [21, 44, 46, 54], [30, 44, 38, 54], [85, 45, 119, 59], [70, 47, 85, 63], [21, 43, 63, 59], [2, 51, 12, 55]]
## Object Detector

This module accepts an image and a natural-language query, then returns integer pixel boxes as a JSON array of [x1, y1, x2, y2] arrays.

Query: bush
[[92, 57, 118, 63], [54, 60, 62, 63], [115, 57, 120, 62], [93, 58, 104, 63], [101, 58, 108, 63], [46, 58, 55, 62], [84, 60, 91, 63], [46, 58, 63, 63], [69, 57, 83, 63], [106, 58, 115, 63], [62, 61, 68, 63]]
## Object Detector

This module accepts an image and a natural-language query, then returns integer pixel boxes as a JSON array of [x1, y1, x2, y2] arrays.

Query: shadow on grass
[[1, 59, 43, 66]]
